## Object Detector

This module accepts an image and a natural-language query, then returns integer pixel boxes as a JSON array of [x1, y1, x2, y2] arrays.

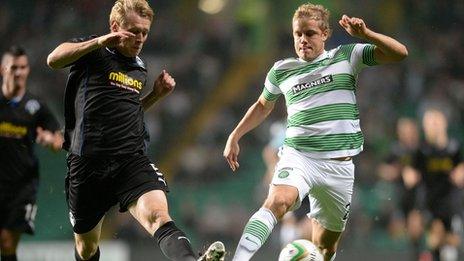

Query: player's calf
[[75, 246, 100, 261], [74, 238, 100, 260], [154, 221, 197, 260]]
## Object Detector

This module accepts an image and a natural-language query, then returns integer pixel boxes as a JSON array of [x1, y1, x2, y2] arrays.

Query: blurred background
[[1, 0, 464, 260]]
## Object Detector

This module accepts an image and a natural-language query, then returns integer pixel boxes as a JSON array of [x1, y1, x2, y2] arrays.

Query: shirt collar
[[298, 50, 329, 64], [105, 48, 146, 69]]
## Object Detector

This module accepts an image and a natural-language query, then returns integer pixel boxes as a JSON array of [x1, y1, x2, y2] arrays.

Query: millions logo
[[108, 71, 143, 93]]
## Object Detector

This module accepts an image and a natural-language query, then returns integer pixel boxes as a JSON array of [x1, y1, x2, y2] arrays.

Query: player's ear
[[110, 21, 119, 32], [321, 29, 329, 42]]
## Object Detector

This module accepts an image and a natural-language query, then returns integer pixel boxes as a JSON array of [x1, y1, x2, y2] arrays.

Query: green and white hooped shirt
[[262, 43, 377, 159]]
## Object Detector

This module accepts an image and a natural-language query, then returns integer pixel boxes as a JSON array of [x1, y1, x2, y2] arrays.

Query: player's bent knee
[[147, 209, 170, 223], [75, 240, 99, 259], [142, 209, 171, 232], [264, 194, 294, 219]]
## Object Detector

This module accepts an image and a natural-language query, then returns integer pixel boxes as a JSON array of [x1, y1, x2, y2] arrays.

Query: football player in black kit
[[47, 1, 224, 261], [411, 108, 464, 261], [0, 46, 63, 261]]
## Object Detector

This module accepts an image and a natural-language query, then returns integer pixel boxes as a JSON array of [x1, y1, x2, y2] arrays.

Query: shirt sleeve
[[36, 101, 60, 133], [261, 66, 282, 101], [350, 43, 378, 74], [64, 35, 100, 67]]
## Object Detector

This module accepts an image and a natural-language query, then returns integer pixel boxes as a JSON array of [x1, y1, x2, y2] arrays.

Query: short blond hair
[[109, 0, 154, 26], [293, 3, 332, 37]]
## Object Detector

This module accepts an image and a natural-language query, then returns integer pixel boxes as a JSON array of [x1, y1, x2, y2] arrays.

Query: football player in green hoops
[[224, 3, 408, 261]]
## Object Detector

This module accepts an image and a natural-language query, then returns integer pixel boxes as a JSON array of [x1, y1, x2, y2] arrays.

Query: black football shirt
[[63, 36, 149, 156], [0, 91, 59, 186], [386, 142, 416, 167], [412, 139, 463, 208]]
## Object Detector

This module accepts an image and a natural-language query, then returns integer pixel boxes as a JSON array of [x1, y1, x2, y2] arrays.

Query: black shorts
[[399, 183, 426, 215], [65, 153, 169, 234], [0, 179, 38, 234], [426, 190, 462, 232]]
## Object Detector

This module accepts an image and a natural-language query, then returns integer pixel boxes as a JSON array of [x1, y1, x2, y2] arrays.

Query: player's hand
[[401, 166, 421, 189], [223, 135, 240, 172], [36, 127, 63, 151], [1, 60, 15, 87], [153, 70, 175, 99], [338, 15, 369, 39], [450, 163, 464, 188], [97, 31, 135, 48]]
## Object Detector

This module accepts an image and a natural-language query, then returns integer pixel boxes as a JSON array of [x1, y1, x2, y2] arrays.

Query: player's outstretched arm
[[140, 70, 175, 111], [338, 14, 408, 64], [47, 31, 135, 69], [223, 95, 275, 172]]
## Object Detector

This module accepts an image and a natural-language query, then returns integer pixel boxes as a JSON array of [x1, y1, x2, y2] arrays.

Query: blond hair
[[293, 3, 332, 37], [109, 0, 154, 26]]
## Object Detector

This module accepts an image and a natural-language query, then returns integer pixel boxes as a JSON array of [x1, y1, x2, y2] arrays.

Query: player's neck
[[426, 135, 448, 149], [114, 46, 136, 58]]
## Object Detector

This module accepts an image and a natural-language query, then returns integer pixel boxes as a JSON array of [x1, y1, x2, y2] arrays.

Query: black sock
[[154, 221, 196, 261], [75, 247, 100, 261], [1, 254, 17, 261]]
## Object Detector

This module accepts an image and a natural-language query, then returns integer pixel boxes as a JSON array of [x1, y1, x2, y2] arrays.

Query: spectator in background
[[0, 45, 62, 261], [411, 108, 464, 261], [378, 117, 424, 260]]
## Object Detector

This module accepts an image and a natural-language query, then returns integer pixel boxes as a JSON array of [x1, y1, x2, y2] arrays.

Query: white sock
[[279, 216, 298, 246], [232, 208, 277, 261]]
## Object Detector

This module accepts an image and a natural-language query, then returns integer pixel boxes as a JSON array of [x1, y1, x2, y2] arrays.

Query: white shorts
[[271, 146, 355, 232]]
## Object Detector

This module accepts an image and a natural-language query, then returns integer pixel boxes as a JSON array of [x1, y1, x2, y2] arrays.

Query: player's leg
[[119, 155, 208, 261], [74, 218, 104, 261], [442, 231, 460, 261], [428, 214, 461, 261], [298, 216, 313, 241], [128, 190, 171, 234], [233, 147, 310, 261], [0, 180, 38, 261], [279, 212, 298, 246], [310, 219, 342, 261], [128, 190, 197, 261], [129, 190, 226, 261], [66, 154, 115, 261], [427, 218, 446, 260], [307, 158, 355, 261], [405, 209, 424, 259], [0, 229, 20, 261], [279, 196, 312, 246], [232, 184, 300, 261]]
